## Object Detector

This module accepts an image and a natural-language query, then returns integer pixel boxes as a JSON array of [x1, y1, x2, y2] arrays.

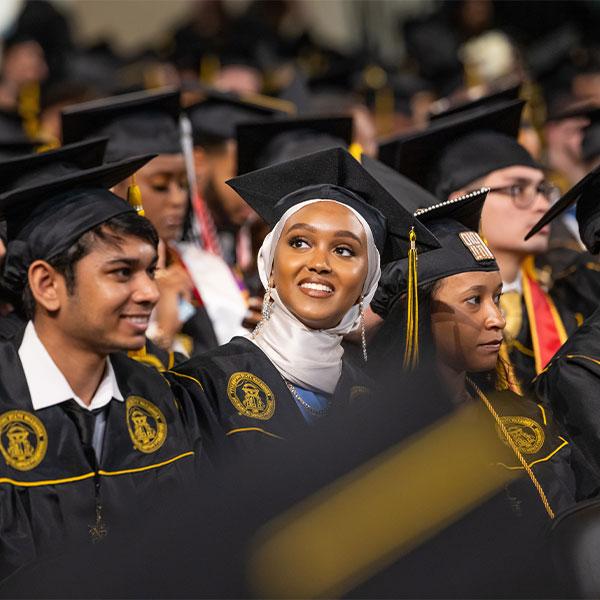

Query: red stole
[[521, 256, 568, 374]]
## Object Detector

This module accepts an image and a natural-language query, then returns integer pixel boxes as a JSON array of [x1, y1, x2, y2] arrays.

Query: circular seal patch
[[227, 372, 275, 421], [0, 410, 47, 471], [126, 396, 167, 454], [496, 416, 545, 455]]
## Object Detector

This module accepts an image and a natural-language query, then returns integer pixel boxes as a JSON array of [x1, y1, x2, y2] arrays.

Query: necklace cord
[[286, 382, 330, 418]]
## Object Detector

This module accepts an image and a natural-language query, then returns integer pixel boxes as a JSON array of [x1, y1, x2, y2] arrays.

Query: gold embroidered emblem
[[0, 411, 47, 471], [126, 396, 167, 453], [227, 372, 275, 420], [459, 231, 495, 261], [496, 416, 545, 455], [349, 385, 371, 403]]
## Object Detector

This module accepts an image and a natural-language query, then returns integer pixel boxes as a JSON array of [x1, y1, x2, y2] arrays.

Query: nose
[[485, 301, 506, 331], [307, 245, 332, 274], [132, 273, 160, 307], [532, 186, 551, 213], [167, 180, 188, 209]]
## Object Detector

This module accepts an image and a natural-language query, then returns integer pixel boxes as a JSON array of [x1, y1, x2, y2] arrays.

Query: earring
[[359, 296, 367, 363], [251, 285, 272, 338]]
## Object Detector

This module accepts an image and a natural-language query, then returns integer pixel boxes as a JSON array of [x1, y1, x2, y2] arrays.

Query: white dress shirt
[[18, 321, 124, 460], [502, 273, 522, 295]]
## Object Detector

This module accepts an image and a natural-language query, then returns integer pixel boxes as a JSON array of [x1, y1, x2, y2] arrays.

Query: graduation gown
[[0, 334, 207, 581], [168, 336, 372, 457], [535, 305, 600, 478], [472, 386, 587, 515]]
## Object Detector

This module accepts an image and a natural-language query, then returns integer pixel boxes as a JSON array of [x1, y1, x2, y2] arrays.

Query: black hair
[[368, 280, 439, 380], [19, 211, 158, 319]]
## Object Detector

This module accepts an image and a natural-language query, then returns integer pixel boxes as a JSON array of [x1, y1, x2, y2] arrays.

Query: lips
[[298, 279, 334, 298], [478, 339, 502, 351]]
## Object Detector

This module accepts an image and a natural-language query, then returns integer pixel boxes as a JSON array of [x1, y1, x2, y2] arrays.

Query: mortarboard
[[226, 146, 440, 263], [526, 164, 600, 254], [236, 115, 353, 175], [378, 99, 539, 200], [428, 82, 521, 121], [184, 87, 293, 147], [61, 87, 181, 161], [361, 154, 488, 231], [372, 215, 498, 320], [0, 137, 109, 194], [0, 144, 155, 296]]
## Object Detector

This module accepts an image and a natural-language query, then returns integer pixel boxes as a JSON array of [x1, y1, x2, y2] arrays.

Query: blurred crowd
[[2, 0, 600, 597]]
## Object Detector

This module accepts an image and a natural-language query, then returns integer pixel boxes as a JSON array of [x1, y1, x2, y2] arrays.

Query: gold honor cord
[[248, 405, 517, 599], [466, 377, 554, 519], [403, 227, 419, 369]]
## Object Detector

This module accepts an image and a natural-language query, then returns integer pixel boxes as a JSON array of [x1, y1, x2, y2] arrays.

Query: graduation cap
[[0, 147, 155, 296], [428, 82, 521, 121], [0, 109, 39, 159], [61, 87, 181, 162], [0, 137, 109, 193], [226, 147, 440, 263], [525, 165, 600, 254], [378, 99, 539, 200], [236, 115, 353, 175], [361, 154, 489, 231], [184, 87, 294, 147], [372, 217, 498, 320]]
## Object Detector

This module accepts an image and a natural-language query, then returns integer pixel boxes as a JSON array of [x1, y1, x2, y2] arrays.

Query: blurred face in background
[[477, 165, 551, 258], [1, 40, 48, 87], [194, 140, 255, 228], [113, 154, 188, 243]]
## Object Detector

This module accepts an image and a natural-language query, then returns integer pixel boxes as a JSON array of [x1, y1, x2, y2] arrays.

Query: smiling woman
[[168, 147, 439, 456]]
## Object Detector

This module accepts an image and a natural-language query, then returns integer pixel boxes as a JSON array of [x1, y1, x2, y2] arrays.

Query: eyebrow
[[286, 222, 363, 244], [503, 176, 544, 186], [463, 284, 503, 294], [105, 255, 158, 267]]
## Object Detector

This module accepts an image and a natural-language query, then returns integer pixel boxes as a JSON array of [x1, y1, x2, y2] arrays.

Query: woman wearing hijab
[[366, 166, 598, 519], [168, 147, 439, 453]]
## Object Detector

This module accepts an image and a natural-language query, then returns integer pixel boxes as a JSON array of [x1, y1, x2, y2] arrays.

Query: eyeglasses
[[484, 181, 561, 209]]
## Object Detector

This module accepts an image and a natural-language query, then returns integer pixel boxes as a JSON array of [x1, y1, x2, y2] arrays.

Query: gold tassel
[[403, 227, 419, 370], [496, 344, 523, 396], [127, 174, 145, 216], [349, 142, 364, 162]]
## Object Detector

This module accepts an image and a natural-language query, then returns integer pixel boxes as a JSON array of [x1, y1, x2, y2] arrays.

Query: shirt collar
[[18, 321, 124, 412], [502, 272, 522, 295]]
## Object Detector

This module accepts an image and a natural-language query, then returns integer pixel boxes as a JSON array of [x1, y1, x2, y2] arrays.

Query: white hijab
[[248, 199, 381, 393]]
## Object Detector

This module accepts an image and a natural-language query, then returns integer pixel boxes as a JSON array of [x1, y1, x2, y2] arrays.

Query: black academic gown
[[0, 333, 207, 581], [549, 250, 600, 323], [536, 306, 600, 478], [473, 386, 590, 515], [168, 335, 371, 458]]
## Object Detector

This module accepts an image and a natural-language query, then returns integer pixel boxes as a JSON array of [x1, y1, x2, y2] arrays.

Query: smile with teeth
[[122, 315, 150, 325], [300, 282, 334, 294]]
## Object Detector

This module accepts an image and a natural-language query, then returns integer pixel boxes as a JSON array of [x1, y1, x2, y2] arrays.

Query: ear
[[28, 260, 66, 313]]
